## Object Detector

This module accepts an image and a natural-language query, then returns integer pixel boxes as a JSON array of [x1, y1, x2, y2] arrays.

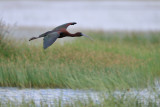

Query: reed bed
[[0, 21, 160, 90], [0, 30, 160, 90]]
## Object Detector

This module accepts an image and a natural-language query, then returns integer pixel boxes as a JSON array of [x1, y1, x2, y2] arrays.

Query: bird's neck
[[64, 31, 80, 37], [70, 33, 79, 37]]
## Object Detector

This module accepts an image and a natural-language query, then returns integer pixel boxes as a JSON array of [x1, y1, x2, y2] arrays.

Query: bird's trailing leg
[[29, 31, 49, 41], [29, 37, 39, 41]]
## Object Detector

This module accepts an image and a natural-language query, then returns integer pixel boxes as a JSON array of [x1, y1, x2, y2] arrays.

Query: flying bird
[[29, 22, 92, 49]]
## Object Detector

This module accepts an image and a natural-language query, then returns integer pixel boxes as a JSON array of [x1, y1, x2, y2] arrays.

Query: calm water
[[0, 1, 160, 31], [0, 87, 100, 106], [1, 82, 160, 106]]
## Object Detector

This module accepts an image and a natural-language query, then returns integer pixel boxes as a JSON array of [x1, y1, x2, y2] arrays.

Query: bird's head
[[75, 32, 83, 37], [76, 32, 93, 41]]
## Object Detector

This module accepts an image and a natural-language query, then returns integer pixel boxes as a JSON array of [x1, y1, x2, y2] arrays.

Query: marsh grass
[[0, 21, 160, 90]]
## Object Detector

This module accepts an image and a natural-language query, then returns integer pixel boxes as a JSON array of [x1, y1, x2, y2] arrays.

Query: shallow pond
[[0, 84, 160, 106]]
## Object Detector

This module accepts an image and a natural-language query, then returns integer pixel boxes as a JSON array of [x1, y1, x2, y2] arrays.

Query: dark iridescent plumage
[[29, 22, 92, 49]]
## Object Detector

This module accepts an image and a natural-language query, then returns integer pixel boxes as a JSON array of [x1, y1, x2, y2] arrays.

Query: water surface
[[0, 1, 160, 31], [0, 85, 160, 106]]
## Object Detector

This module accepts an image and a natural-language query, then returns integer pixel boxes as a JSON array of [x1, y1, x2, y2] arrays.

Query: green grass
[[0, 29, 160, 90]]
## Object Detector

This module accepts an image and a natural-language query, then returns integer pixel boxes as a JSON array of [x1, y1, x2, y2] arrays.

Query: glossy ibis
[[29, 22, 92, 49]]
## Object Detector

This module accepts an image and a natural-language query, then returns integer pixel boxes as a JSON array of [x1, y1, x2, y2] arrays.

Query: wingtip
[[43, 45, 50, 49], [43, 46, 48, 49], [71, 22, 77, 25]]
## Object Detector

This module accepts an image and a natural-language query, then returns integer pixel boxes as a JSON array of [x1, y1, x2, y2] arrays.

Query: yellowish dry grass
[[0, 30, 160, 90]]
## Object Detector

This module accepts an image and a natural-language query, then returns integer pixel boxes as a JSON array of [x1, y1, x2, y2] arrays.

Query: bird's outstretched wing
[[43, 32, 60, 49], [53, 22, 77, 31]]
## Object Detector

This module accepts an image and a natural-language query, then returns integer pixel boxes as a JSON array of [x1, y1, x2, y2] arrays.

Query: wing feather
[[53, 22, 76, 31], [43, 32, 60, 49]]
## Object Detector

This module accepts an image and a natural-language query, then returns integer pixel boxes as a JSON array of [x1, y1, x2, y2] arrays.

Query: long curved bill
[[82, 33, 93, 41]]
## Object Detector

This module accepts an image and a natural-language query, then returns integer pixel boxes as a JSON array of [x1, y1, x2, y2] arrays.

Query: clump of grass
[[0, 21, 160, 90], [0, 20, 6, 42], [0, 20, 17, 58]]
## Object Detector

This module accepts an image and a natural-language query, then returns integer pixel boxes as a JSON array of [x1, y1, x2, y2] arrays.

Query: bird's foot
[[29, 37, 37, 41]]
